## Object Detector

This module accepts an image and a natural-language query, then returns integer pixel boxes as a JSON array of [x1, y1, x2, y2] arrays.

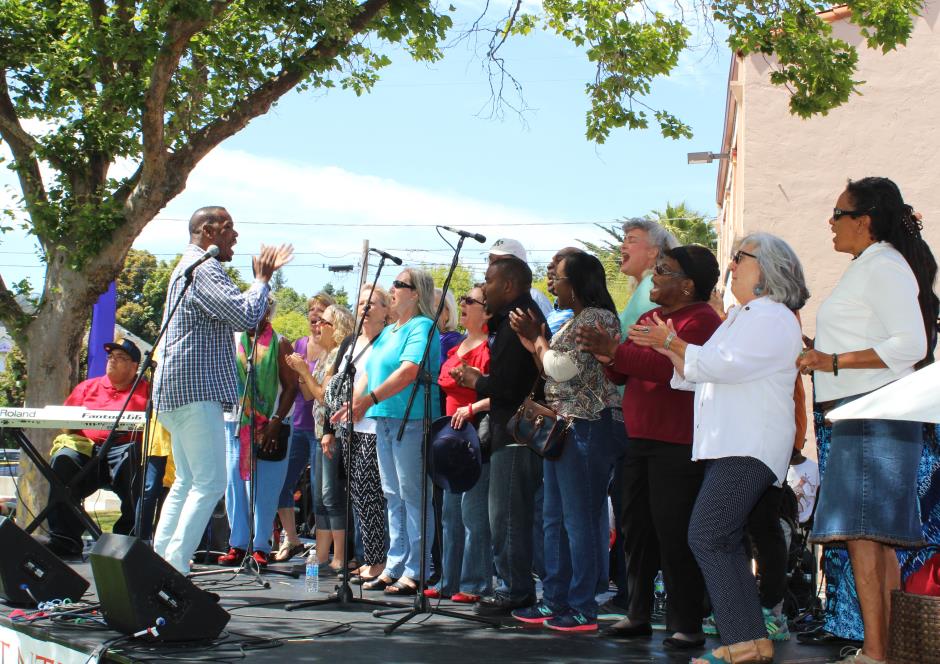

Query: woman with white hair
[[631, 233, 808, 664], [332, 268, 442, 595]]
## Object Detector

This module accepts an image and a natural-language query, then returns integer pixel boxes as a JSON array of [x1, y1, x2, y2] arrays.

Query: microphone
[[439, 225, 487, 244], [370, 248, 402, 265], [182, 245, 220, 279]]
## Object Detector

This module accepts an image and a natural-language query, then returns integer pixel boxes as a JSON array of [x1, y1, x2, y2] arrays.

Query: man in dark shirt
[[452, 257, 547, 615]]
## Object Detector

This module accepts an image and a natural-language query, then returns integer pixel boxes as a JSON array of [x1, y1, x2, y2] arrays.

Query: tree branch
[[0, 274, 31, 345], [0, 73, 50, 218]]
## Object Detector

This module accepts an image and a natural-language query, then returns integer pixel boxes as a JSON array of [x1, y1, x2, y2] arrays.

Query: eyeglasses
[[392, 280, 416, 291], [459, 296, 485, 306], [832, 207, 872, 220], [107, 352, 135, 364], [732, 250, 757, 264], [653, 262, 686, 278], [316, 319, 334, 327]]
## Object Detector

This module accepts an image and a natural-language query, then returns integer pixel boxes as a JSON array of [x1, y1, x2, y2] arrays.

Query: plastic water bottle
[[653, 570, 666, 613], [305, 552, 319, 593]]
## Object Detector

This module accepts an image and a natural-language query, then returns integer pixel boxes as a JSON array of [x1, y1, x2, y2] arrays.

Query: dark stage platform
[[0, 558, 847, 663]]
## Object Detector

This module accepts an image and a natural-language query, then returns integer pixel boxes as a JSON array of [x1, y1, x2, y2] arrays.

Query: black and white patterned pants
[[342, 430, 388, 565], [688, 456, 776, 645]]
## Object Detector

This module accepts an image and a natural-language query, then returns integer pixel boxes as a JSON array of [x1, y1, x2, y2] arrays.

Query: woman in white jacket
[[630, 233, 808, 664]]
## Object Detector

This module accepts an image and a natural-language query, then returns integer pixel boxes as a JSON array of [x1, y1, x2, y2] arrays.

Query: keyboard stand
[[2, 428, 102, 538]]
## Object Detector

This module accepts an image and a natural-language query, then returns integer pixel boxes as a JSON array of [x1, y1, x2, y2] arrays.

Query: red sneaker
[[217, 548, 245, 566], [250, 550, 268, 568], [450, 592, 481, 604], [423, 588, 445, 599]]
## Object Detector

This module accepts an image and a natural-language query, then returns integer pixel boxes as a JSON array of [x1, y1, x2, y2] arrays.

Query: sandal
[[692, 638, 773, 664], [384, 578, 418, 596], [272, 541, 306, 563], [362, 575, 396, 591]]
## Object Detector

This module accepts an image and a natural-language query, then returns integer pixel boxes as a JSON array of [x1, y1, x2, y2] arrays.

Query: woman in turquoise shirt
[[333, 268, 441, 595]]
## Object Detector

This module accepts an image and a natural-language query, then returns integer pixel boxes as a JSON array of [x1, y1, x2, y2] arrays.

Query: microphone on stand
[[438, 226, 487, 244], [182, 245, 220, 280], [370, 248, 403, 265]]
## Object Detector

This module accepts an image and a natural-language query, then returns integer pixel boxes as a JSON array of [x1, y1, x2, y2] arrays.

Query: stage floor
[[1, 558, 849, 663]]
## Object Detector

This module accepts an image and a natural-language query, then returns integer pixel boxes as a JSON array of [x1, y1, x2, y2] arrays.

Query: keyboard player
[[45, 338, 148, 557]]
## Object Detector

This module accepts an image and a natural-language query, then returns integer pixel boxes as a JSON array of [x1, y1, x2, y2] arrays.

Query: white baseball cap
[[488, 238, 527, 262]]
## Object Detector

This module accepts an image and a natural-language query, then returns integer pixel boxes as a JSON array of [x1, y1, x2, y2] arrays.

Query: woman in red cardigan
[[577, 244, 722, 652]]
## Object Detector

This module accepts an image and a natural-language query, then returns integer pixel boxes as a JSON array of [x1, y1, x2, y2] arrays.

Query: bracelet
[[832, 353, 839, 376], [468, 403, 474, 417], [270, 414, 282, 422], [663, 332, 677, 350], [369, 390, 380, 405]]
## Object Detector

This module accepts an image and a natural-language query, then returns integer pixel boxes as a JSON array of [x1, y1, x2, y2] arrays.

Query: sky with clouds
[[0, 3, 731, 299]]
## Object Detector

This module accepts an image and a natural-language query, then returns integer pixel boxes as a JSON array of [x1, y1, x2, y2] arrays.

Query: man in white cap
[[488, 239, 553, 319]]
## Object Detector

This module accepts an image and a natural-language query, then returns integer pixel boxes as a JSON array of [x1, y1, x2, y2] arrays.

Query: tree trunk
[[14, 272, 94, 529]]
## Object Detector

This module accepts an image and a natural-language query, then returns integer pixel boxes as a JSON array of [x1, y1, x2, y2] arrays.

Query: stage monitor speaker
[[0, 516, 90, 606], [90, 533, 230, 641]]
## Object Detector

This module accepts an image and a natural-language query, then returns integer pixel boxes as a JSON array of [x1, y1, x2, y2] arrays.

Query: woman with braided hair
[[798, 177, 939, 664]]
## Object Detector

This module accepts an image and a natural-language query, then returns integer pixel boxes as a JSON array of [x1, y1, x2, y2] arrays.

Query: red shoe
[[250, 550, 268, 568], [450, 592, 480, 604], [217, 547, 245, 566], [423, 588, 444, 599]]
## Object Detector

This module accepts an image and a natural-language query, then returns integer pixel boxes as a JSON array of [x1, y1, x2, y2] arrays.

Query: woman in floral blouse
[[508, 251, 621, 632]]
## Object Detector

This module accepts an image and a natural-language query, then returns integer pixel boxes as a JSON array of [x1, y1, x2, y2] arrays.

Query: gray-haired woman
[[631, 233, 808, 664], [332, 268, 442, 596]]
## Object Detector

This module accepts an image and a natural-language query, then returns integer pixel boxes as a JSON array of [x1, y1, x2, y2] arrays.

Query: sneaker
[[423, 588, 445, 599], [512, 601, 556, 624], [763, 607, 790, 641], [703, 613, 720, 637], [450, 592, 480, 604], [250, 550, 268, 568], [597, 599, 628, 619], [217, 547, 245, 566], [545, 610, 598, 632]]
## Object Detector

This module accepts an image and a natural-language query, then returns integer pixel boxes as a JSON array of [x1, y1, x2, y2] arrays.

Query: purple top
[[439, 331, 465, 366], [292, 335, 318, 430]]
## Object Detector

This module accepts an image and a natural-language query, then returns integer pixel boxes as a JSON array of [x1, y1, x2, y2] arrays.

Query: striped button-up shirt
[[153, 244, 270, 412]]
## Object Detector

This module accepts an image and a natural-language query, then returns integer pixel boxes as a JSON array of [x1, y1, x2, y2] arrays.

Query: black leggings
[[747, 485, 787, 609]]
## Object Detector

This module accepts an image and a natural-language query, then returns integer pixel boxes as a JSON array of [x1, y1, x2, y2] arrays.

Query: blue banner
[[88, 282, 117, 378]]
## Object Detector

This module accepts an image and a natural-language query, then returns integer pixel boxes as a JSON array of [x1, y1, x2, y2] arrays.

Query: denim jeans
[[47, 441, 139, 551], [278, 428, 316, 509], [440, 462, 492, 596], [489, 443, 543, 601], [224, 421, 292, 553], [375, 417, 432, 579], [137, 455, 168, 540], [154, 401, 228, 573], [313, 435, 346, 531], [542, 409, 618, 619]]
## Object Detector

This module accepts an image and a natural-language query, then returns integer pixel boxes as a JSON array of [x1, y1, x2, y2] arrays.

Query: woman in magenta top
[[430, 284, 493, 603], [578, 245, 722, 650]]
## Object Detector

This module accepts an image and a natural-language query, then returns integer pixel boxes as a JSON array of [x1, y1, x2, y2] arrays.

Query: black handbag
[[507, 394, 573, 460], [256, 423, 290, 462]]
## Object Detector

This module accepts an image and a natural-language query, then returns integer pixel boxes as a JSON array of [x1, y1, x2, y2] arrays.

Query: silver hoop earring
[[753, 285, 763, 296]]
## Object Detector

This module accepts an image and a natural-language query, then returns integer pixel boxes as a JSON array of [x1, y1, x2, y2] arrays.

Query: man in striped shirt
[[152, 206, 292, 573]]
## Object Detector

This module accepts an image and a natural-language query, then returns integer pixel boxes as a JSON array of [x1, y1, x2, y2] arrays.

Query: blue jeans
[[137, 455, 168, 540], [224, 421, 292, 554], [313, 435, 346, 531], [279, 428, 316, 508], [440, 462, 492, 596], [489, 443, 543, 601], [542, 409, 618, 619], [375, 417, 432, 579], [154, 401, 228, 573]]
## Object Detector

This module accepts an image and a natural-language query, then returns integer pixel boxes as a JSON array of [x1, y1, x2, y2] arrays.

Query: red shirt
[[438, 340, 491, 416], [606, 303, 722, 445], [64, 375, 150, 445]]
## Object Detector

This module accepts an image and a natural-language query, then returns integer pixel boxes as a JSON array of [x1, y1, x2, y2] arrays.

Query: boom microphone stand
[[373, 227, 499, 634], [286, 250, 404, 612]]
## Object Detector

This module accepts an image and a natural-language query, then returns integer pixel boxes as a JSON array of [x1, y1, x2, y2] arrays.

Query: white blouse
[[671, 297, 801, 484], [814, 242, 926, 401]]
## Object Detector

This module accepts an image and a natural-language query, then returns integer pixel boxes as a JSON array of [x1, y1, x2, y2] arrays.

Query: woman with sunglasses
[[629, 233, 807, 664], [287, 304, 355, 575], [508, 252, 621, 632], [577, 245, 722, 650], [797, 178, 938, 664], [427, 285, 493, 603], [332, 268, 441, 596]]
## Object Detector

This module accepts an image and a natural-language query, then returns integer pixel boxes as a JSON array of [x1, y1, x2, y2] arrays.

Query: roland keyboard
[[0, 406, 145, 430]]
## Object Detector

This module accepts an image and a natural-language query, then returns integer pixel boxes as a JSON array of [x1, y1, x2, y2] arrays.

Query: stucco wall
[[726, 1, 940, 338]]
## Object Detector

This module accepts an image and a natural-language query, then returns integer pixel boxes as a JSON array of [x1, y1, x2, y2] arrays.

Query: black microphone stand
[[286, 253, 404, 612], [372, 234, 500, 634], [27, 265, 197, 539]]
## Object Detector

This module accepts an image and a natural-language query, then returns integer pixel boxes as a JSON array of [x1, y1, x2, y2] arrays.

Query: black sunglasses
[[459, 295, 484, 306], [732, 250, 757, 264], [392, 279, 416, 290], [832, 207, 872, 220]]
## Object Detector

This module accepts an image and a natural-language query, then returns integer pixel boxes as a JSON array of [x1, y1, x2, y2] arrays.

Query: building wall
[[717, 1, 940, 338]]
